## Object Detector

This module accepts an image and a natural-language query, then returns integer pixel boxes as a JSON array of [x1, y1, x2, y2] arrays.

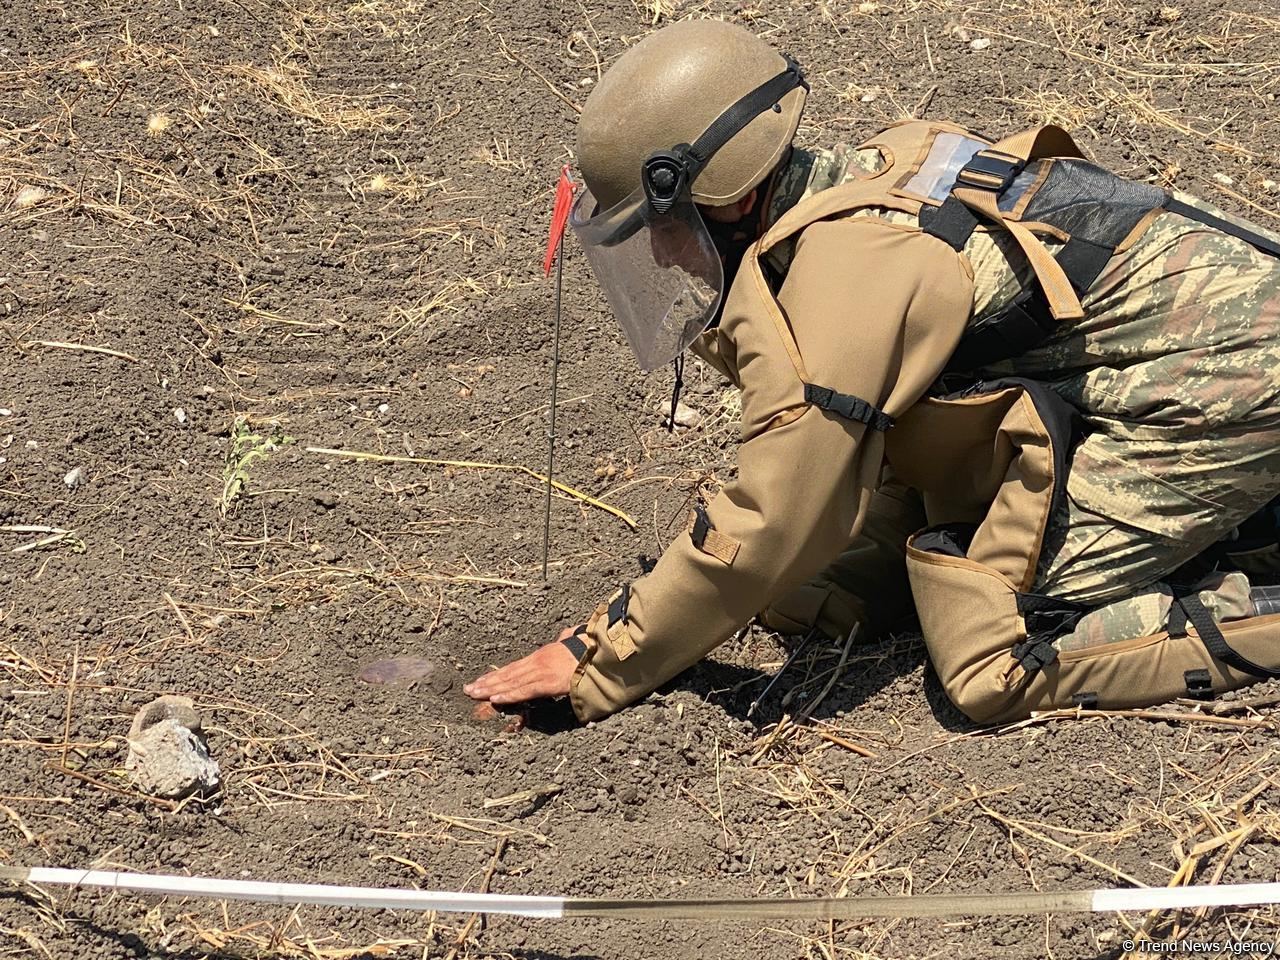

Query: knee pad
[[887, 379, 1280, 724]]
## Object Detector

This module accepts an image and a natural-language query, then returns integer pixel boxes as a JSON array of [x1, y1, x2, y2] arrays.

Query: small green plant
[[218, 416, 293, 516]]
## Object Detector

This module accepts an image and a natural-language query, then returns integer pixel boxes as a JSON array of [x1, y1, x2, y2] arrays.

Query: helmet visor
[[570, 184, 724, 372]]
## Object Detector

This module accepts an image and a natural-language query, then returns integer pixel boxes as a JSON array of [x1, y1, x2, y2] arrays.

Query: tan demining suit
[[569, 121, 1280, 724]]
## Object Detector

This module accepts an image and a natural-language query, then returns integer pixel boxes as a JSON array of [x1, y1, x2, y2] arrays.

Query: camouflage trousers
[[1027, 201, 1280, 649]]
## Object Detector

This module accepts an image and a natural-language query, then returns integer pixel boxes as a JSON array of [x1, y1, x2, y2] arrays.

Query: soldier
[[464, 20, 1280, 723]]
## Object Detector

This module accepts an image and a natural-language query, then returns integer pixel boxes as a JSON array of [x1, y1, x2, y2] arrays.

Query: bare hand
[[464, 627, 581, 706]]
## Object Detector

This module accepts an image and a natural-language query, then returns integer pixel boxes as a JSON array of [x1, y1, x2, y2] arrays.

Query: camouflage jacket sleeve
[[569, 217, 974, 722]]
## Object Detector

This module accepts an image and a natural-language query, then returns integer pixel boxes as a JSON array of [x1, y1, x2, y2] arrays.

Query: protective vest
[[755, 120, 1280, 721], [765, 121, 1280, 374]]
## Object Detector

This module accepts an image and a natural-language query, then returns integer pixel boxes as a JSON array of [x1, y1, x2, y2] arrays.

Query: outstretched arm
[[466, 218, 973, 720]]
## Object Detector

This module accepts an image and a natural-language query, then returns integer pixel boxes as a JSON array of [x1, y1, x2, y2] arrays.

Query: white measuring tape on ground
[[5, 866, 1280, 920]]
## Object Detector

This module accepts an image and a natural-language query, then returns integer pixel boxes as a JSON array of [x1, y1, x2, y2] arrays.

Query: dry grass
[[382, 275, 490, 342], [802, 0, 1279, 206], [3, 1, 1279, 959], [689, 620, 1280, 956], [467, 138, 532, 174], [222, 63, 410, 133]]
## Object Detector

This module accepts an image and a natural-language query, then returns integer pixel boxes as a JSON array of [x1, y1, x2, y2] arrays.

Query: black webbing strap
[[803, 383, 894, 431], [1057, 236, 1116, 292], [945, 286, 1056, 374], [1071, 691, 1099, 709], [1175, 592, 1280, 680], [1010, 592, 1090, 674], [691, 502, 712, 550], [1165, 198, 1280, 260], [919, 196, 982, 251], [685, 58, 809, 175], [943, 235, 1118, 374], [1016, 592, 1089, 642], [1010, 592, 1088, 674], [561, 633, 589, 661], [608, 584, 630, 627]]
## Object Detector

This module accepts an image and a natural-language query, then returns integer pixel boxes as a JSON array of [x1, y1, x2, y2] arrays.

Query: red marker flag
[[543, 165, 576, 277]]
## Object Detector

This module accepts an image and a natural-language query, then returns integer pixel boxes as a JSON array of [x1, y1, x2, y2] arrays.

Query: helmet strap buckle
[[642, 145, 697, 214]]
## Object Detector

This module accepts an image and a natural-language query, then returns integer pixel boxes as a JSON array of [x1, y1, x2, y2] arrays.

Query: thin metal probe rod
[[541, 246, 564, 580], [748, 627, 818, 718]]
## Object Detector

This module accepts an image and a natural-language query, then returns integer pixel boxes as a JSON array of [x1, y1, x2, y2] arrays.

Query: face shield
[[570, 166, 724, 372], [570, 58, 808, 372]]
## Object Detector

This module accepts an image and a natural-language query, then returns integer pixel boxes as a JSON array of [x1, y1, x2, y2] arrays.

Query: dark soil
[[2, 1, 1279, 958]]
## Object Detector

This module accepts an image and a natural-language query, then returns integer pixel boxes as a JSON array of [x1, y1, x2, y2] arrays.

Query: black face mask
[[700, 186, 769, 329], [665, 184, 774, 431]]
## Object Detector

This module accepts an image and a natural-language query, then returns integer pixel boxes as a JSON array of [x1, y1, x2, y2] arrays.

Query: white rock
[[173, 407, 187, 423], [63, 466, 84, 488], [377, 403, 390, 414], [125, 696, 220, 799], [655, 400, 702, 429], [126, 719, 220, 798], [970, 38, 992, 51], [1213, 172, 1235, 186], [0, 408, 12, 416], [676, 403, 702, 428], [1261, 179, 1277, 192], [25, 440, 38, 450]]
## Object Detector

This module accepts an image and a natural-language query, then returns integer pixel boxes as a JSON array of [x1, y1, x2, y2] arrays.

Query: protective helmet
[[570, 21, 808, 371]]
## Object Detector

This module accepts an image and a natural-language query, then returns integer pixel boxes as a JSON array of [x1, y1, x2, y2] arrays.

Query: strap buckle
[[607, 584, 630, 627], [802, 382, 895, 431], [956, 151, 1026, 193], [691, 503, 712, 550], [1011, 637, 1059, 674], [1184, 669, 1214, 701], [805, 383, 835, 408]]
